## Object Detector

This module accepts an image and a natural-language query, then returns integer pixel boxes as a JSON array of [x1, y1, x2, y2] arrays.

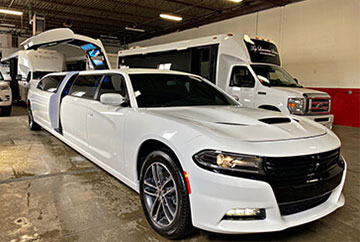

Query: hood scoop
[[259, 117, 291, 124]]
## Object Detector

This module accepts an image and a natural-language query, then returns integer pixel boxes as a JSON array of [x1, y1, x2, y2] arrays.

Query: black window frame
[[229, 65, 256, 88], [68, 74, 104, 100], [95, 73, 131, 107], [37, 75, 66, 93]]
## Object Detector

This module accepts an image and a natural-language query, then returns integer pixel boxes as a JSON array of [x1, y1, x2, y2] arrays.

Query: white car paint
[[28, 68, 346, 235], [118, 34, 334, 128]]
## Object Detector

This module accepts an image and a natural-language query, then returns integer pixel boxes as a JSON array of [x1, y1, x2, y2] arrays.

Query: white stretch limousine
[[27, 69, 346, 239]]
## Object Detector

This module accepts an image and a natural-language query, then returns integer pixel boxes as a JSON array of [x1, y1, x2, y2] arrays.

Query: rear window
[[37, 75, 65, 92], [69, 75, 103, 99]]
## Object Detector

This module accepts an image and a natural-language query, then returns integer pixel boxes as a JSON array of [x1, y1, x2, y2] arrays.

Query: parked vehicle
[[0, 71, 12, 116], [28, 68, 346, 239], [118, 34, 334, 128], [1, 28, 111, 102], [1, 49, 64, 102]]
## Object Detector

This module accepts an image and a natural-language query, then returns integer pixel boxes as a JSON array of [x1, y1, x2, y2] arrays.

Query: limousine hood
[[148, 106, 327, 142]]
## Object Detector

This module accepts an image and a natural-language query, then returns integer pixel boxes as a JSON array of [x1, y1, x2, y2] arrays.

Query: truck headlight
[[288, 98, 305, 114], [193, 150, 264, 175]]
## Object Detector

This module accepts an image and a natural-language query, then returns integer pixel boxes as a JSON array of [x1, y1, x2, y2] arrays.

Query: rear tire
[[139, 150, 194, 239], [28, 105, 40, 131], [1, 106, 12, 116]]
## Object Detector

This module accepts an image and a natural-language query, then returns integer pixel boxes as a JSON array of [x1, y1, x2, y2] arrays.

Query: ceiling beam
[[32, 0, 155, 22], [5, 3, 159, 29]]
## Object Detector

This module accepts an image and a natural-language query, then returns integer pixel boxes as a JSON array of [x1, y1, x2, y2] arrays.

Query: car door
[[32, 75, 64, 129], [61, 74, 103, 153], [228, 65, 256, 108], [87, 74, 130, 171]]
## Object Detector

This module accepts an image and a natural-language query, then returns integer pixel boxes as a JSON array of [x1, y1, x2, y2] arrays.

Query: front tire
[[1, 106, 12, 116], [28, 105, 40, 131], [140, 150, 193, 239]]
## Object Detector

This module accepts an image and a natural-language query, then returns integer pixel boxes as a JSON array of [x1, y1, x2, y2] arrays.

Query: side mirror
[[257, 75, 271, 87], [294, 78, 299, 84], [16, 74, 22, 81], [100, 93, 126, 106]]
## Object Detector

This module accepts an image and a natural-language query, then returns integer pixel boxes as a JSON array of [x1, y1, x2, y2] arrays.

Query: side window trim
[[229, 65, 256, 88], [68, 74, 104, 100], [37, 75, 65, 93], [95, 73, 131, 107]]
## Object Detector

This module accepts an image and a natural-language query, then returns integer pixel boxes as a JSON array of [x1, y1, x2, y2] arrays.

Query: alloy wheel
[[143, 162, 178, 227]]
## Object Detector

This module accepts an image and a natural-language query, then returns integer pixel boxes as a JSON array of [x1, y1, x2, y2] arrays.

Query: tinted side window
[[230, 66, 255, 88], [97, 74, 127, 98], [69, 75, 103, 99], [37, 75, 65, 92]]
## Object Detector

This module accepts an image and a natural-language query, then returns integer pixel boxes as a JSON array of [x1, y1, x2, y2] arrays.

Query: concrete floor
[[0, 106, 359, 242]]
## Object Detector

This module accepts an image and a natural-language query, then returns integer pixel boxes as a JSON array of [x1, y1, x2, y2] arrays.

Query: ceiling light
[[228, 0, 243, 3], [160, 13, 182, 21], [0, 9, 23, 16], [125, 27, 145, 33]]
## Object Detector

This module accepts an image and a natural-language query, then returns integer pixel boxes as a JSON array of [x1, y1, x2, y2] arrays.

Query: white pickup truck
[[118, 34, 334, 128]]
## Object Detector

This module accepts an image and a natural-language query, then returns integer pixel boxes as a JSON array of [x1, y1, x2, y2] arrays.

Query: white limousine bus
[[28, 67, 346, 239], [118, 34, 334, 128]]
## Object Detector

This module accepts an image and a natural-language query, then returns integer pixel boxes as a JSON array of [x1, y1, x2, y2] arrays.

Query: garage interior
[[0, 0, 359, 241]]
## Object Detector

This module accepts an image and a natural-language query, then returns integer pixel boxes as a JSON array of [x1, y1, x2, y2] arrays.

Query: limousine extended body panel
[[27, 69, 346, 239]]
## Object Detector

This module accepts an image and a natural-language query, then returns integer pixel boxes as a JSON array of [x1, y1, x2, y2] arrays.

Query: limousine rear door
[[60, 74, 103, 152], [32, 74, 65, 129], [21, 28, 111, 70]]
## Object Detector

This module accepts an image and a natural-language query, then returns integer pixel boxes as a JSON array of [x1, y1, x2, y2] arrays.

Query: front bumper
[[188, 158, 346, 234], [0, 89, 12, 107], [302, 114, 334, 129]]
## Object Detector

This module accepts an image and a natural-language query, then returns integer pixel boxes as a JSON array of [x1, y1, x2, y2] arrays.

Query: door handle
[[258, 92, 266, 95], [88, 111, 93, 117]]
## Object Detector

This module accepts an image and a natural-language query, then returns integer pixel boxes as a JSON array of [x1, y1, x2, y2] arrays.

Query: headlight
[[193, 150, 264, 176], [288, 98, 305, 114]]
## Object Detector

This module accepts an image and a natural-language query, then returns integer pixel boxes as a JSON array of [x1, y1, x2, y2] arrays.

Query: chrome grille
[[305, 95, 331, 114]]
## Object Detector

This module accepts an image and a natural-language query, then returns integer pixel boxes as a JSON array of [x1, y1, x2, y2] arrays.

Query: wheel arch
[[136, 139, 184, 182]]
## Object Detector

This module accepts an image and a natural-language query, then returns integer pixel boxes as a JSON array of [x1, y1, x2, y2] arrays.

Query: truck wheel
[[28, 105, 40, 131], [139, 150, 193, 239], [1, 106, 12, 116]]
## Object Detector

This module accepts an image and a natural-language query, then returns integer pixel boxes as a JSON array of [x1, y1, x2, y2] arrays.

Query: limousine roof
[[42, 68, 197, 80], [66, 68, 196, 75]]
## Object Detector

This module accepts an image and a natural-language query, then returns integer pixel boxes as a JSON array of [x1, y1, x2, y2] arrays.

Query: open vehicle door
[[21, 28, 111, 70]]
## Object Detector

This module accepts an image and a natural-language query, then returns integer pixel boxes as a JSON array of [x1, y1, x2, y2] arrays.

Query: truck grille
[[305, 96, 331, 114], [263, 149, 344, 215]]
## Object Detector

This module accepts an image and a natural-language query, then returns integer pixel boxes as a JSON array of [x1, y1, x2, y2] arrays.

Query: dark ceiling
[[0, 0, 303, 45]]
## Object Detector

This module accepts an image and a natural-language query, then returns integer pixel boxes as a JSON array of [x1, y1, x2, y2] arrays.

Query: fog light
[[224, 208, 266, 220]]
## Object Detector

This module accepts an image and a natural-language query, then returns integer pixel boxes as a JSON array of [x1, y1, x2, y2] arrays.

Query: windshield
[[130, 74, 237, 108], [33, 71, 52, 80], [251, 65, 301, 87]]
